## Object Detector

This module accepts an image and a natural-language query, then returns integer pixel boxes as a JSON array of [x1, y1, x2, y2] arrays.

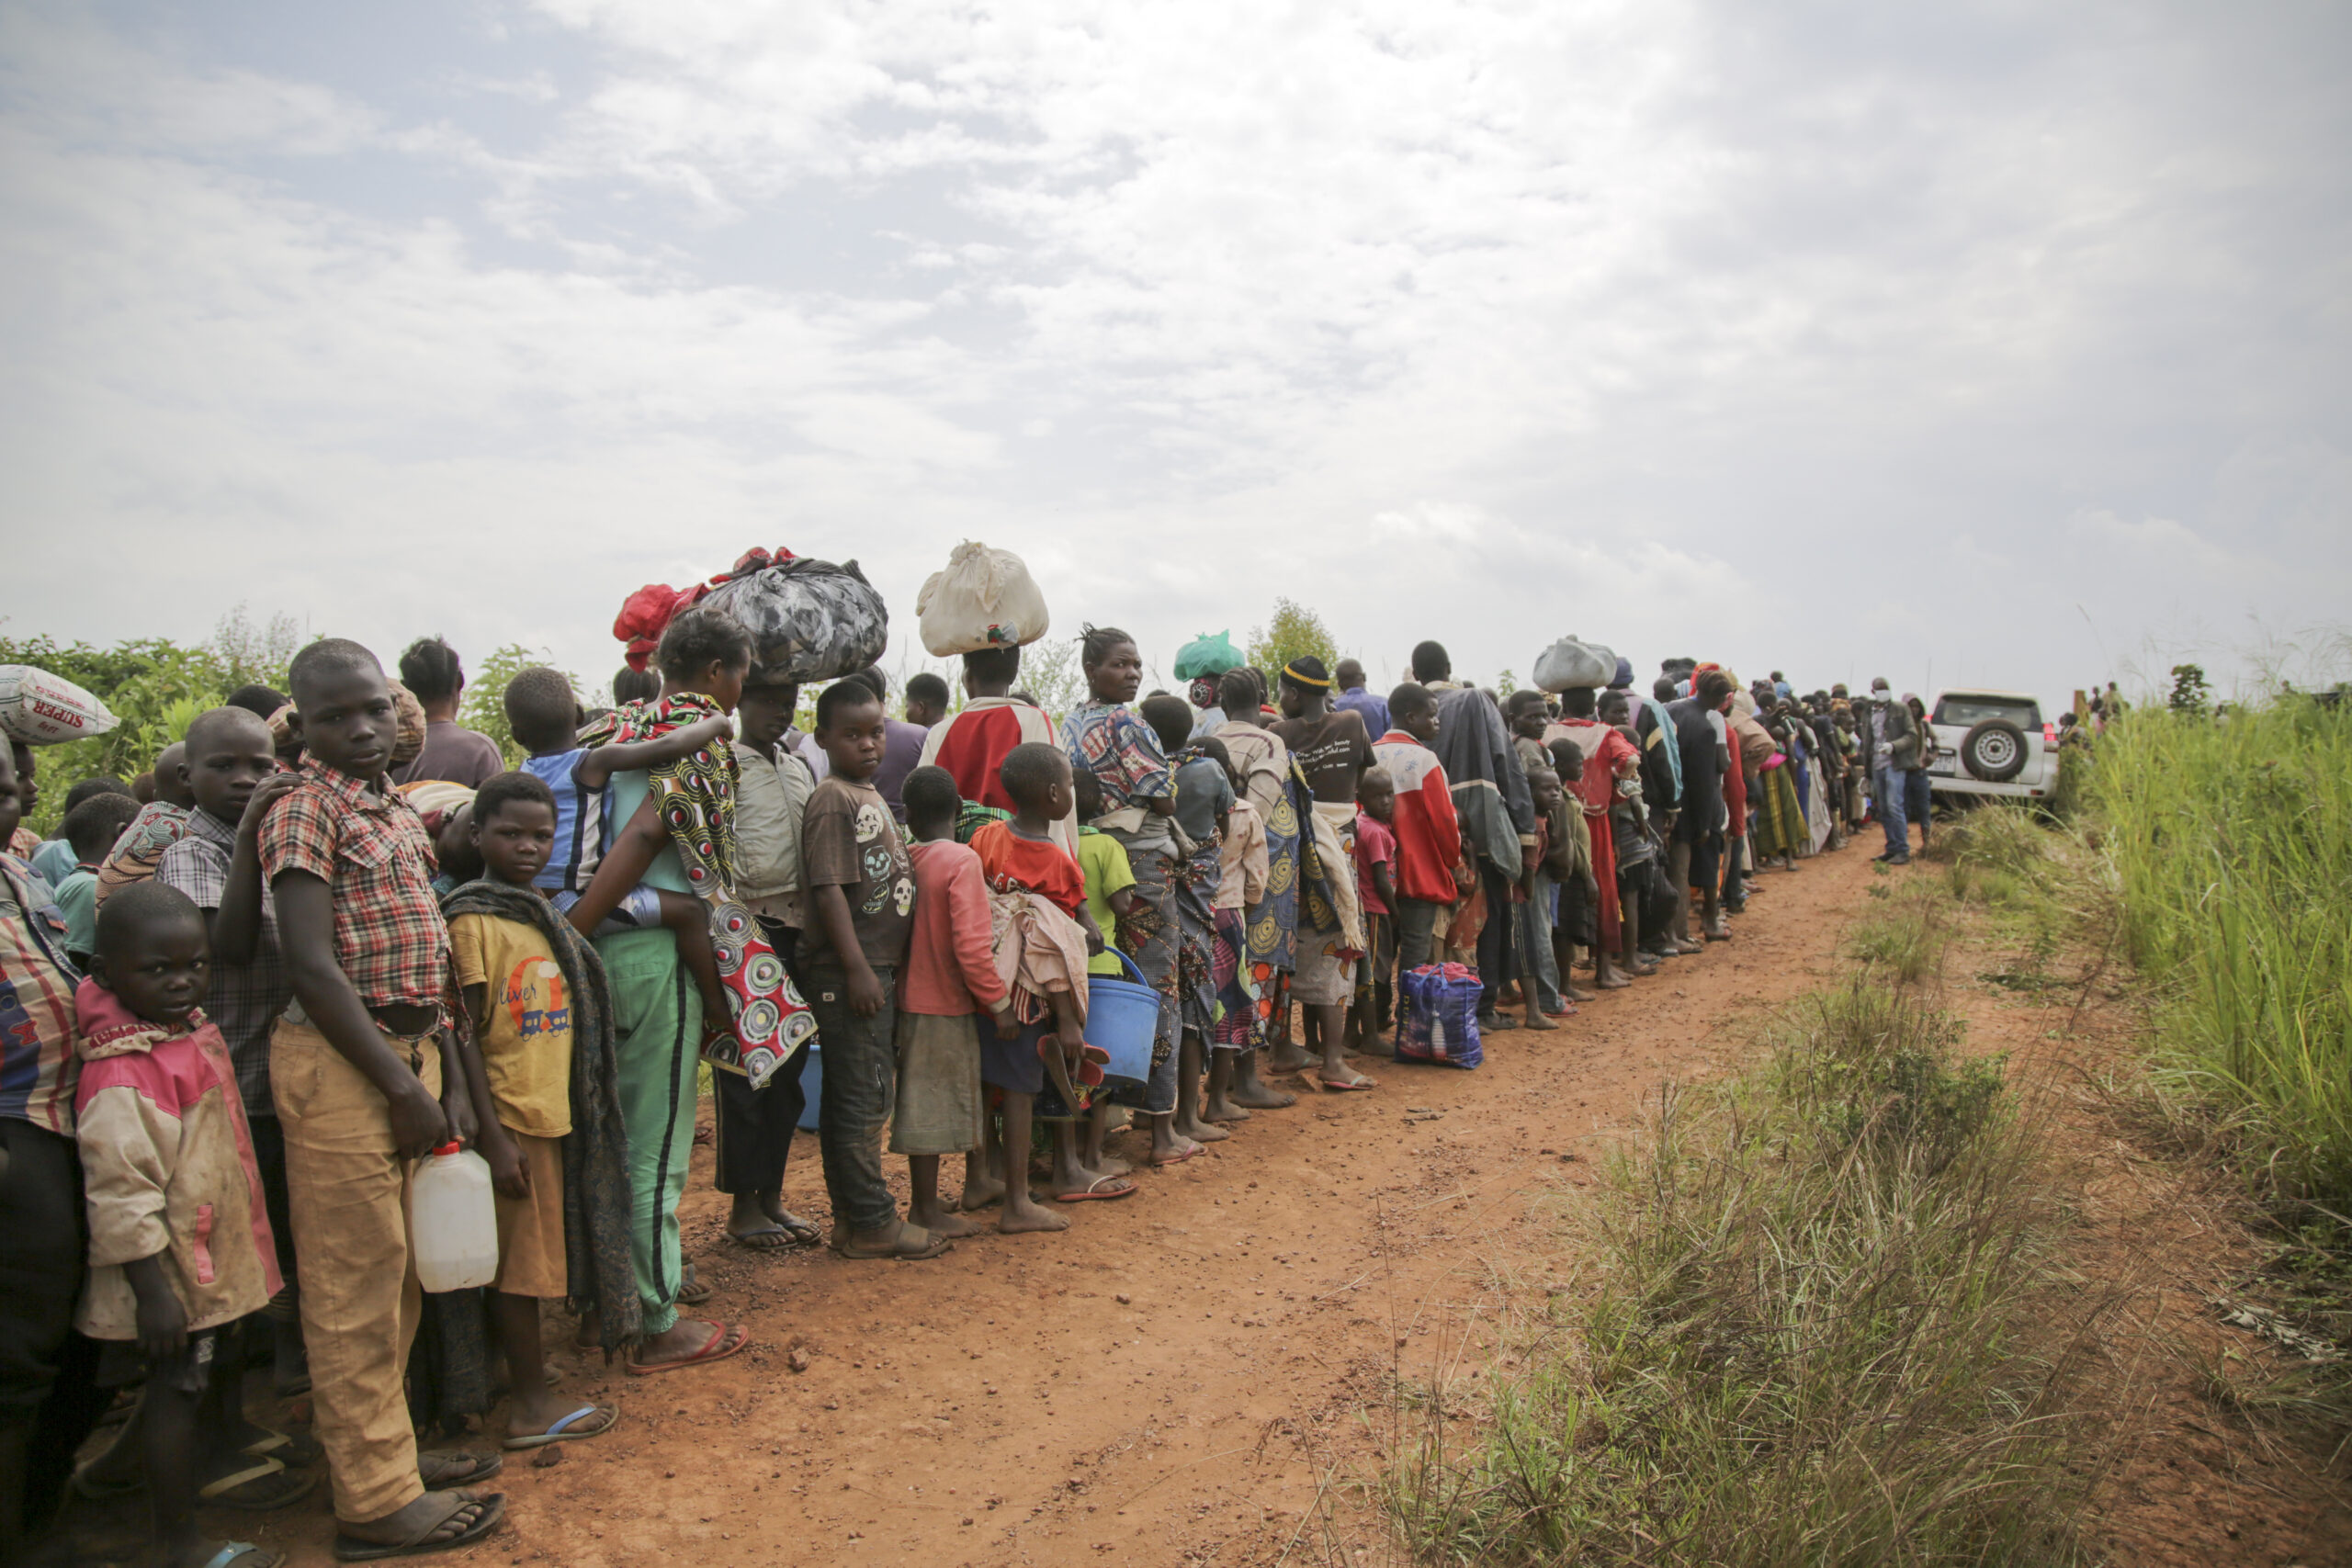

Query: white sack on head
[[916, 541, 1051, 657], [1532, 637, 1617, 694]]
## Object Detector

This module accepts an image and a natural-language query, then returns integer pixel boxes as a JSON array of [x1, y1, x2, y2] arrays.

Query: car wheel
[[1960, 718, 2028, 783]]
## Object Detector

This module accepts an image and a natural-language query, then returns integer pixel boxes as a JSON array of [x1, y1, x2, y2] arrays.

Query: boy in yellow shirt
[[447, 773, 628, 1445]]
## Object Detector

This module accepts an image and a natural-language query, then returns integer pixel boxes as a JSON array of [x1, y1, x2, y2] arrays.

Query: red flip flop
[[626, 1321, 751, 1376], [1056, 1177, 1137, 1202]]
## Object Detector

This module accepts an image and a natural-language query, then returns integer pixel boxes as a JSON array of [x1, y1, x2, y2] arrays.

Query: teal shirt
[[54, 867, 97, 958], [605, 770, 693, 896]]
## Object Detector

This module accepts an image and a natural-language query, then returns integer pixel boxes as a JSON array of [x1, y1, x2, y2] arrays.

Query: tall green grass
[[2089, 698, 2352, 1204], [1385, 986, 2102, 1566]]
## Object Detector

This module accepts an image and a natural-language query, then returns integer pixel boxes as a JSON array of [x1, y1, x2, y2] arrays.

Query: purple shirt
[[1335, 686, 1389, 747], [874, 718, 931, 822], [392, 721, 505, 788]]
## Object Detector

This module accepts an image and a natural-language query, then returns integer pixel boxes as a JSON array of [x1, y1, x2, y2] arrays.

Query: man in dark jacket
[[1862, 678, 1918, 864]]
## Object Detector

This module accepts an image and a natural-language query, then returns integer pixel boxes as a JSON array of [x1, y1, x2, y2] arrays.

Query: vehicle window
[[1934, 696, 2041, 728]]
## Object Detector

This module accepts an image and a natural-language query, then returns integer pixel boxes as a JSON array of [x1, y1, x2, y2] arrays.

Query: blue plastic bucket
[[1084, 950, 1161, 1088], [795, 1043, 821, 1132]]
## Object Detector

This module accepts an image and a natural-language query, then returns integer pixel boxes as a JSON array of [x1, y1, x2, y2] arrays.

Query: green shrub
[[1386, 987, 2098, 1567]]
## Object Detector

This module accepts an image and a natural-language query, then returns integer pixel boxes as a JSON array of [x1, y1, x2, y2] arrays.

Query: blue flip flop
[[501, 1405, 616, 1450], [200, 1544, 284, 1568]]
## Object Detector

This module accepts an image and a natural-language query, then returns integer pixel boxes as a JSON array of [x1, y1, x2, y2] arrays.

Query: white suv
[[1923, 689, 2060, 802]]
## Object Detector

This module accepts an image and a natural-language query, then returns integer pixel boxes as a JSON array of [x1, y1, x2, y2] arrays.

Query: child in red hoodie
[[74, 881, 296, 1567]]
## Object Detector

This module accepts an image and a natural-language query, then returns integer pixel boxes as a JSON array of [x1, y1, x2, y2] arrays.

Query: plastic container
[[1082, 950, 1161, 1088], [409, 1143, 499, 1292], [795, 1043, 823, 1132]]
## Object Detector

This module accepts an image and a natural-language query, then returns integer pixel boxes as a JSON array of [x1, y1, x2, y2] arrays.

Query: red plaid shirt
[[257, 761, 448, 1012], [0, 856, 81, 1135]]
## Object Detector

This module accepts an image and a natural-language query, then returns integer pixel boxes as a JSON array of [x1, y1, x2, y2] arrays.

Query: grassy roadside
[[1383, 884, 2119, 1565]]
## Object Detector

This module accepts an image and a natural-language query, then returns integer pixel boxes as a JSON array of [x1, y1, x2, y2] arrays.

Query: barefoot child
[[717, 673, 822, 1252], [74, 882, 304, 1568], [802, 679, 946, 1259], [1202, 738, 1269, 1123], [260, 637, 504, 1557], [1140, 694, 1232, 1151], [970, 744, 1127, 1223], [1347, 767, 1397, 1053], [895, 767, 1019, 1238], [1069, 768, 1142, 1165], [445, 772, 626, 1449]]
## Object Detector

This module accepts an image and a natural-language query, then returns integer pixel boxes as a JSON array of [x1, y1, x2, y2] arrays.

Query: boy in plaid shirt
[[259, 640, 504, 1559]]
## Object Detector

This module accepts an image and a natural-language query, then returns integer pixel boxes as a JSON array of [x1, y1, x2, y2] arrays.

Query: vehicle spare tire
[[1960, 718, 2028, 783]]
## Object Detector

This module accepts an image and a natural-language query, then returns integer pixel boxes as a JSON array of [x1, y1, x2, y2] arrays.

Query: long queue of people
[[0, 605, 1928, 1568]]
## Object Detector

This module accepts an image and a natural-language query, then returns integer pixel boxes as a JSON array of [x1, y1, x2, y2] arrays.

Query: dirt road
[[334, 849, 1872, 1568]]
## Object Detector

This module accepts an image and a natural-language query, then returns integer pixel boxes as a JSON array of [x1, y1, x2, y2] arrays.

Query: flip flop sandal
[[831, 1223, 955, 1261], [627, 1321, 752, 1375], [774, 1213, 823, 1247], [1149, 1143, 1202, 1167], [502, 1405, 616, 1450], [200, 1456, 318, 1511], [243, 1426, 324, 1467], [674, 1259, 715, 1306], [333, 1492, 506, 1562], [728, 1224, 797, 1251], [417, 1450, 503, 1491], [68, 1465, 144, 1503], [197, 1543, 285, 1568], [1317, 1075, 1376, 1092], [1055, 1177, 1137, 1202]]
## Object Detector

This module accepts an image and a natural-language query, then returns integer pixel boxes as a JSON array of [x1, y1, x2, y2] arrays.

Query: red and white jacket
[[74, 980, 279, 1340]]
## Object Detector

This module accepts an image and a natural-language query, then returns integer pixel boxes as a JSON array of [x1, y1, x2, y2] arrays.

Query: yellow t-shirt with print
[[449, 912, 573, 1137]]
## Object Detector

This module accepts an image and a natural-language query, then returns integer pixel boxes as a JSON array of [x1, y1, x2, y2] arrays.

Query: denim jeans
[[1873, 765, 1910, 857], [803, 962, 900, 1235]]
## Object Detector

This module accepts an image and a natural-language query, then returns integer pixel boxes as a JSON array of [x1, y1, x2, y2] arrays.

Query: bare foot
[[1564, 984, 1599, 1003], [999, 1193, 1070, 1234], [1202, 1092, 1250, 1122], [1267, 1043, 1313, 1074], [1170, 1109, 1230, 1145], [1522, 1008, 1559, 1031], [908, 1202, 983, 1239], [959, 1171, 1007, 1211], [1229, 1079, 1297, 1110]]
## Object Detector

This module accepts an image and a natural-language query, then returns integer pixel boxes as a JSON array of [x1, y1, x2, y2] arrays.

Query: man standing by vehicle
[[1863, 678, 1918, 865]]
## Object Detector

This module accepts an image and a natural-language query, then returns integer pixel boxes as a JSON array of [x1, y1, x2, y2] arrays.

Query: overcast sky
[[3, 0, 2346, 706]]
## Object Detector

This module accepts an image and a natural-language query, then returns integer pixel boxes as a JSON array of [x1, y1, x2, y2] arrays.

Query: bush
[[1386, 987, 2096, 1566]]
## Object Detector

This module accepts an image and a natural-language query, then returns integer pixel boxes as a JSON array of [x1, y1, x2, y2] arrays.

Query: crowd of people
[[0, 594, 1938, 1567]]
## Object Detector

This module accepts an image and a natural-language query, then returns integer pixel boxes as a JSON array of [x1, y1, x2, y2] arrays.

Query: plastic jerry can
[[410, 1143, 500, 1292]]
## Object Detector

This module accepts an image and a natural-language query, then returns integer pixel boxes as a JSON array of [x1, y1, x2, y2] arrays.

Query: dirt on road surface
[[51, 843, 2352, 1566]]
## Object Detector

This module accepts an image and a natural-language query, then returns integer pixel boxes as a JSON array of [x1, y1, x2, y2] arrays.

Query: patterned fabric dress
[[1216, 723, 1300, 1048], [1065, 700, 1181, 1111], [576, 694, 815, 1089]]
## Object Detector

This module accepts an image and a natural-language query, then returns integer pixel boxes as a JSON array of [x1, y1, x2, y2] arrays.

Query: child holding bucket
[[968, 745, 1132, 1217]]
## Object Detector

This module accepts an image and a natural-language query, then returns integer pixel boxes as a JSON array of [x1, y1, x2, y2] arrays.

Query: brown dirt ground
[[44, 842, 2352, 1566]]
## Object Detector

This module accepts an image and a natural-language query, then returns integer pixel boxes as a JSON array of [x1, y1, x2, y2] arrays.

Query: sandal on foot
[[243, 1426, 323, 1467], [333, 1492, 506, 1562], [831, 1223, 954, 1261], [201, 1456, 318, 1511], [1150, 1143, 1203, 1167], [1055, 1177, 1137, 1202], [1316, 1073, 1376, 1092], [198, 1543, 285, 1568], [418, 1450, 503, 1491], [503, 1405, 616, 1450], [627, 1321, 752, 1375], [728, 1224, 797, 1251]]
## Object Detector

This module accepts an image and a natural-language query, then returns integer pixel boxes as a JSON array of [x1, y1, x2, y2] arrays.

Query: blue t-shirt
[[524, 749, 604, 896], [1335, 686, 1390, 745], [54, 867, 98, 958], [1170, 756, 1236, 844]]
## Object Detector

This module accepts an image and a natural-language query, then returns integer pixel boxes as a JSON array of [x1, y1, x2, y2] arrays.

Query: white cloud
[[0, 0, 2345, 709]]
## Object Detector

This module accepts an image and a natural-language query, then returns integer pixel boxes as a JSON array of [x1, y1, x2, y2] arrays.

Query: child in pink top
[[1348, 767, 1400, 1054], [895, 767, 1018, 1240]]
